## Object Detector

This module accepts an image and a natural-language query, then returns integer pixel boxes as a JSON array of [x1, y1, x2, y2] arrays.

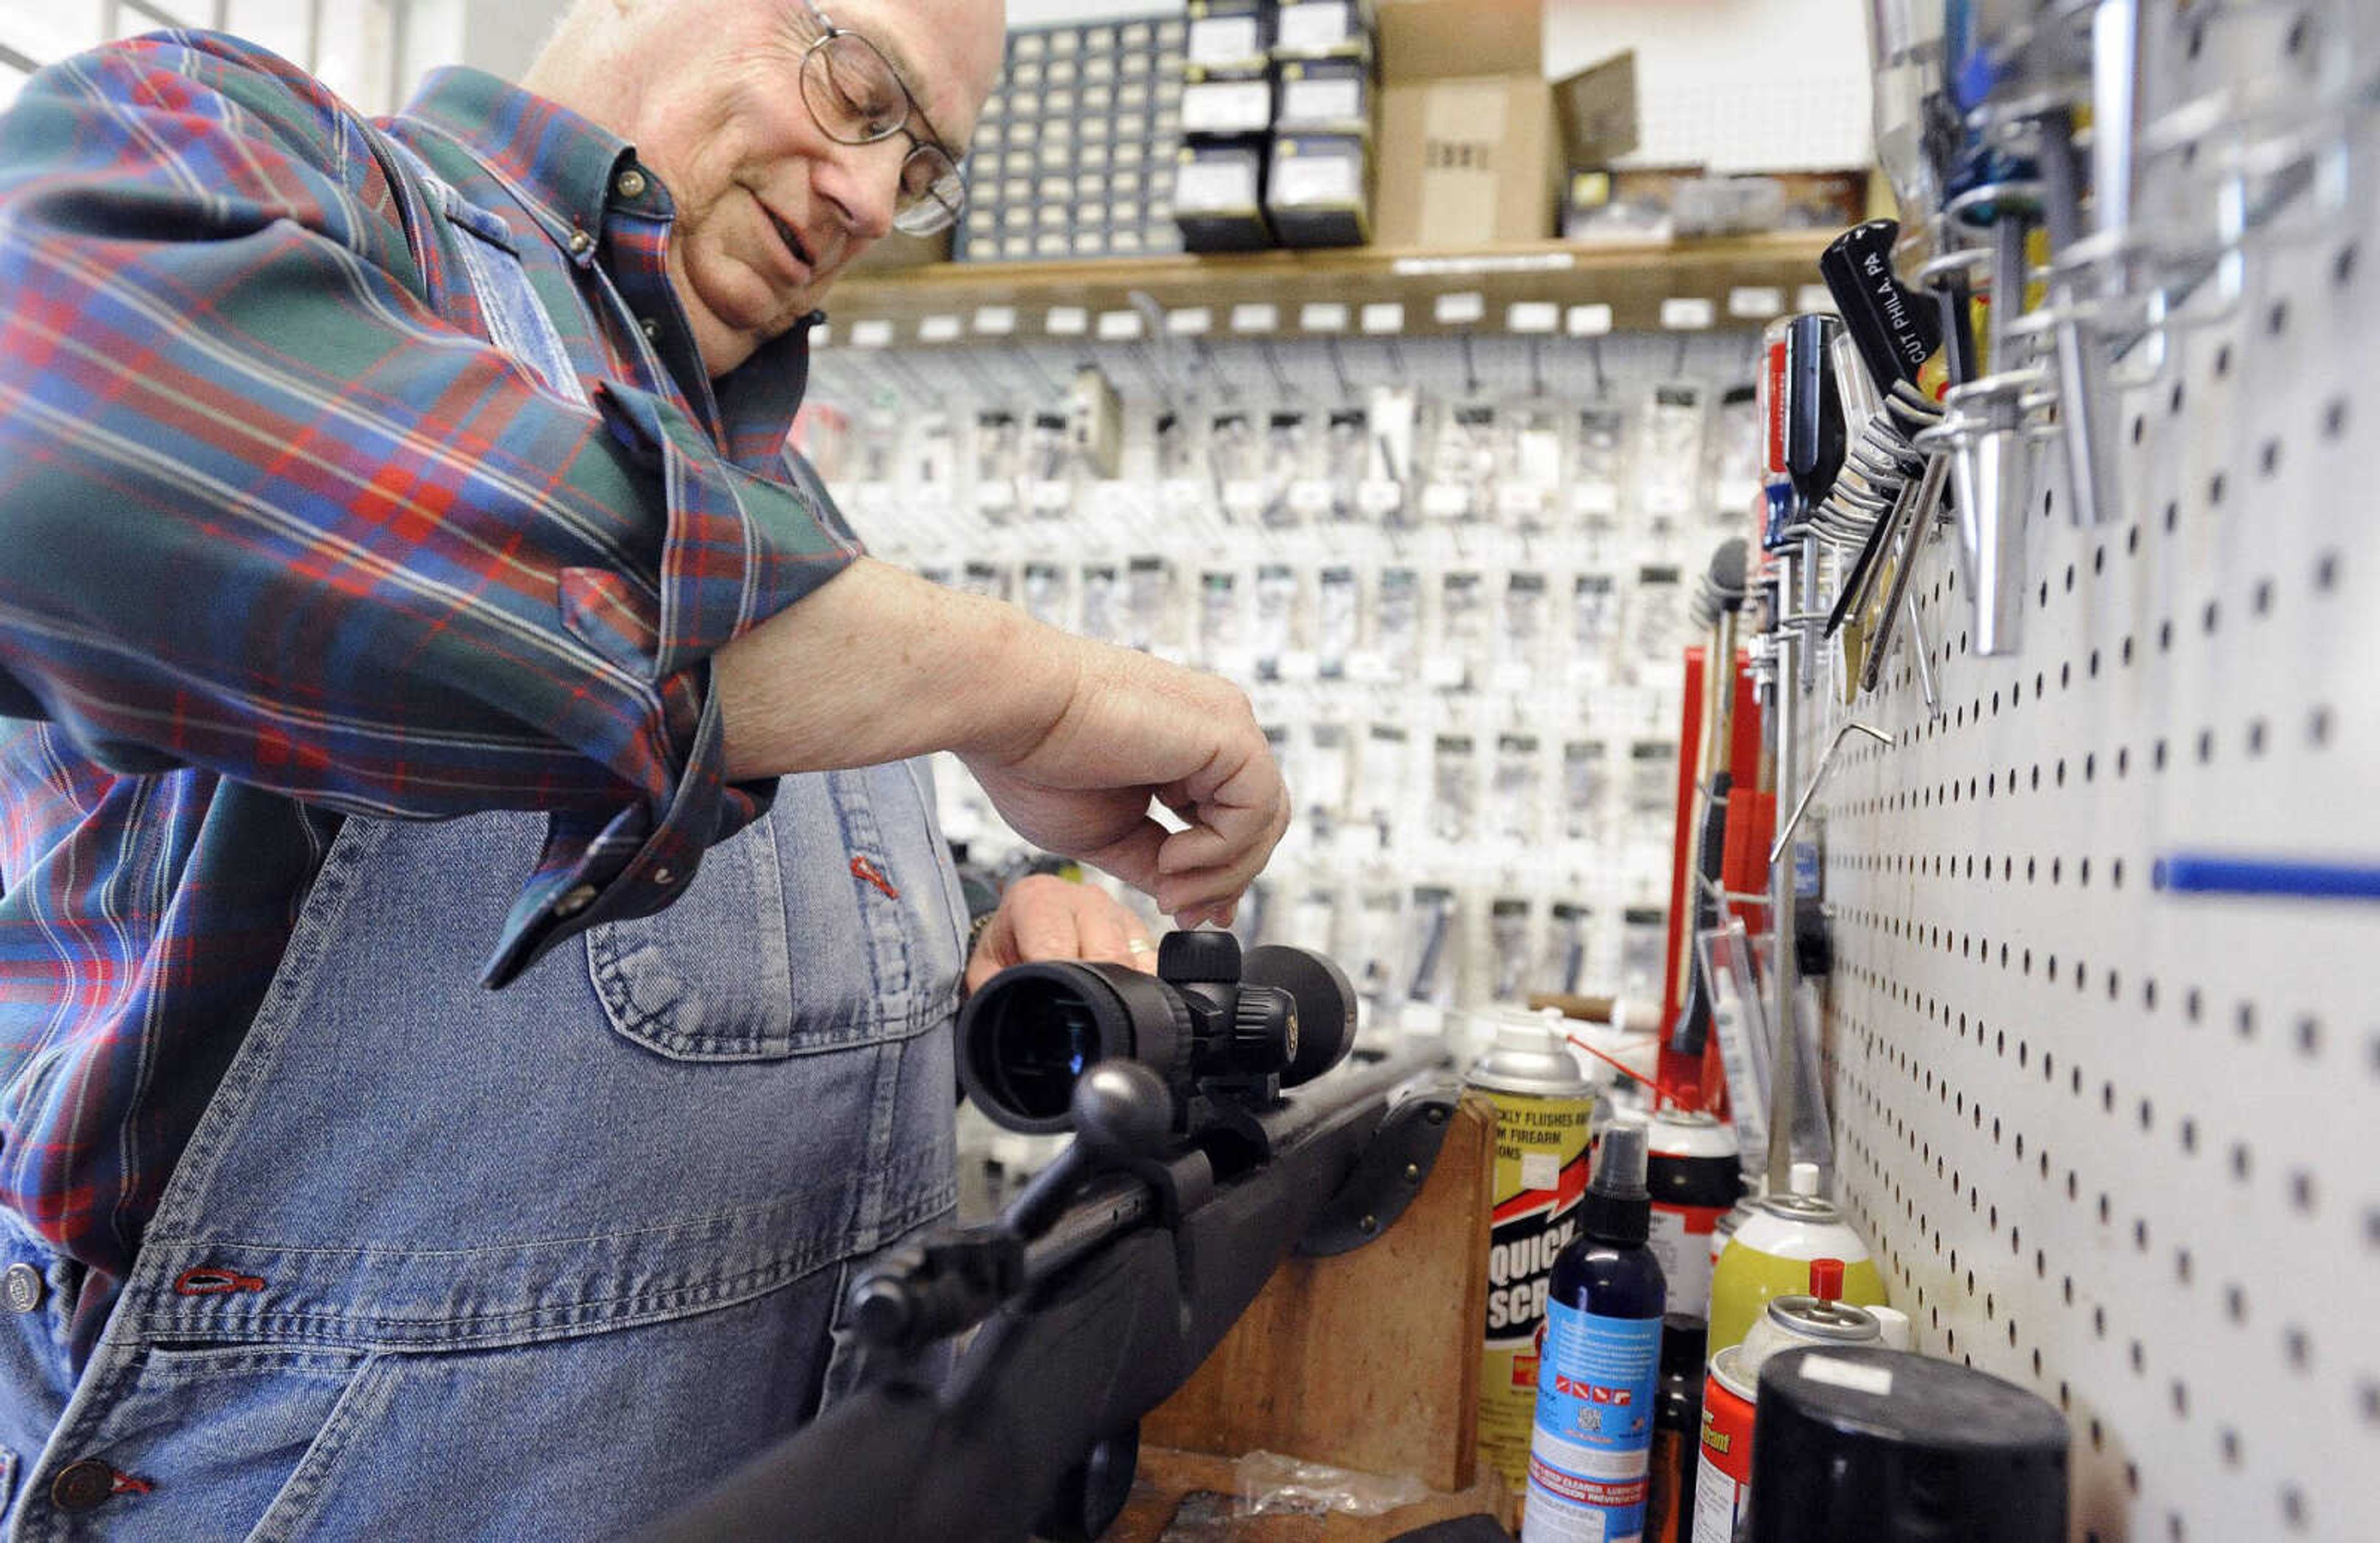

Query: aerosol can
[[1468, 1012, 1604, 1500]]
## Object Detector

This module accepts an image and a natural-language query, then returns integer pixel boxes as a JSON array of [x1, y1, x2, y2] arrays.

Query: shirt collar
[[395, 66, 816, 468], [397, 67, 628, 250]]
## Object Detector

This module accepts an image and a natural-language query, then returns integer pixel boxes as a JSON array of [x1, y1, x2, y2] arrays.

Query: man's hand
[[959, 640, 1288, 929], [964, 875, 1158, 996], [716, 561, 1291, 929]]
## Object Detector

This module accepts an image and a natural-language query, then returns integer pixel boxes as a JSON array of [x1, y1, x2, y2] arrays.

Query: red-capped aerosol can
[[1644, 1108, 1742, 1321], [1469, 1013, 1603, 1500]]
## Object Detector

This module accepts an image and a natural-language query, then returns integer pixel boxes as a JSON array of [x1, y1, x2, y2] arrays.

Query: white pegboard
[[1805, 7, 2380, 1539]]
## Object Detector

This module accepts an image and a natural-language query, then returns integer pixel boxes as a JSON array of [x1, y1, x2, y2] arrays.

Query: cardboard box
[[1372, 0, 1557, 247]]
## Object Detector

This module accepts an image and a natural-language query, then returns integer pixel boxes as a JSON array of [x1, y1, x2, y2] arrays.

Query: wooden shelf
[[819, 232, 1833, 347]]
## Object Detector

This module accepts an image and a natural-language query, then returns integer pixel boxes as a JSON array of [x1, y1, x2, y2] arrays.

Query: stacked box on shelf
[[1267, 0, 1376, 247], [1175, 0, 1276, 252], [955, 13, 1187, 263]]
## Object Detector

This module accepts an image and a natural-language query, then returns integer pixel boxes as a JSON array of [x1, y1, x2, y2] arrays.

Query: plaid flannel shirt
[[0, 31, 861, 1317]]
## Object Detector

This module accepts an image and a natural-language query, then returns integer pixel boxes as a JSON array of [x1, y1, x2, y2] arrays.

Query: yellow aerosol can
[[1467, 1010, 1603, 1500]]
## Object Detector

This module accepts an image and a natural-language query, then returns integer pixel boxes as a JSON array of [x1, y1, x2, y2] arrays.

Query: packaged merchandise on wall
[[814, 327, 1761, 1044]]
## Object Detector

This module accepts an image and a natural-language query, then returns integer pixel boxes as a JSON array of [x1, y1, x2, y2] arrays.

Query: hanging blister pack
[[1209, 411, 1261, 522], [1362, 385, 1416, 528], [1253, 562, 1299, 680], [1630, 564, 1685, 683], [1026, 411, 1072, 518], [1489, 898, 1534, 1003], [1375, 567, 1422, 683], [1571, 405, 1628, 552], [1562, 739, 1610, 842], [1124, 556, 1173, 653], [1627, 738, 1679, 825], [1261, 411, 1309, 529], [1636, 383, 1707, 542], [1079, 562, 1122, 643], [972, 410, 1023, 524], [1620, 904, 1669, 1001], [1500, 407, 1564, 531], [1021, 560, 1070, 630], [1424, 402, 1498, 523], [1362, 722, 1412, 852], [1323, 407, 1370, 522], [1571, 572, 1623, 679], [1402, 884, 1461, 1010], [1197, 567, 1243, 670], [1492, 732, 1543, 849], [1306, 721, 1352, 839], [1707, 382, 1762, 523], [1430, 733, 1478, 846], [1436, 569, 1487, 688], [1316, 564, 1361, 679], [1498, 570, 1549, 688], [1539, 901, 1592, 996], [959, 559, 1012, 604]]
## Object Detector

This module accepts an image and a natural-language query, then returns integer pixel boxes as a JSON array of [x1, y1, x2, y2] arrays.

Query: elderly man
[[0, 1, 1285, 1534]]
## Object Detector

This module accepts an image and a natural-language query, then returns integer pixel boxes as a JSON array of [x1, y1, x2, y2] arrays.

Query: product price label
[[1525, 1303, 1660, 1542]]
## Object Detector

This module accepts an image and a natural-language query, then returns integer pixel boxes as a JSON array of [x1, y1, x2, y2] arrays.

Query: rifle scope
[[957, 931, 1358, 1134]]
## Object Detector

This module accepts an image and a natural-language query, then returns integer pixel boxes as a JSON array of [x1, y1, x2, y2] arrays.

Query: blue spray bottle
[[1522, 1120, 1668, 1542]]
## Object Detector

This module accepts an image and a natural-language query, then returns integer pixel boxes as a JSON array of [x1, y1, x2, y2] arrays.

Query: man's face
[[603, 0, 1003, 376]]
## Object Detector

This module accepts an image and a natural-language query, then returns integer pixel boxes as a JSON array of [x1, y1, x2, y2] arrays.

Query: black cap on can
[[1747, 1347, 2068, 1543]]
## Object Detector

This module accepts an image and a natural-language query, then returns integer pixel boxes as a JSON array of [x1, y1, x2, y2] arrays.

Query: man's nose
[[813, 140, 901, 243]]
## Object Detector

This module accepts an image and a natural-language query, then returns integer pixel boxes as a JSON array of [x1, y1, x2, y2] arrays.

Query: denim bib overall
[[0, 137, 965, 1539]]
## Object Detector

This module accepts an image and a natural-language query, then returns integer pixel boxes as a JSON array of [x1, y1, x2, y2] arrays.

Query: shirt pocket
[[583, 771, 927, 1061]]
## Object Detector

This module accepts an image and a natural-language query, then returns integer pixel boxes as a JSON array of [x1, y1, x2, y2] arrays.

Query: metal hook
[[1258, 337, 1295, 397], [1458, 329, 1481, 397], [1770, 722, 1895, 864], [1324, 334, 1356, 400], [1528, 335, 1546, 399]]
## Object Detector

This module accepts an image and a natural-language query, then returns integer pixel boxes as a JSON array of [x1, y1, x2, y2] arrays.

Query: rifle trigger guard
[[1295, 1081, 1461, 1257]]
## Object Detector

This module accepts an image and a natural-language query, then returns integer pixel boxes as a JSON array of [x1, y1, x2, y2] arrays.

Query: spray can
[[1523, 1123, 1667, 1542], [1469, 1013, 1603, 1498], [1709, 1197, 1756, 1273], [1644, 1109, 1742, 1322], [1691, 1343, 1758, 1543], [1707, 1162, 1887, 1354], [1736, 1260, 1881, 1382]]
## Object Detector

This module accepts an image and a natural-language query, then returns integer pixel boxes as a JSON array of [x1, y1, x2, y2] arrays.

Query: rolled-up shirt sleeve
[[0, 37, 858, 986]]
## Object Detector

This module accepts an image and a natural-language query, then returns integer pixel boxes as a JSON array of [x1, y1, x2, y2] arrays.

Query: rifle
[[635, 934, 1462, 1543]]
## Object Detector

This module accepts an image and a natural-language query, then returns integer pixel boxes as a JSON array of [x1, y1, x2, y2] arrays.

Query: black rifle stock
[[635, 1042, 1459, 1543]]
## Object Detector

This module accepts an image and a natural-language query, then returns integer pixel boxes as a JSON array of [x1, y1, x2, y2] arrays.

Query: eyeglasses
[[793, 2, 967, 236]]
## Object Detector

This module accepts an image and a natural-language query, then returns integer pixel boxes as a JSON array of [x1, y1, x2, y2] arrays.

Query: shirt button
[[3, 1262, 43, 1314], [568, 229, 593, 256], [555, 883, 598, 918], [650, 866, 676, 886], [615, 168, 648, 199], [50, 1459, 115, 1513], [638, 317, 661, 342]]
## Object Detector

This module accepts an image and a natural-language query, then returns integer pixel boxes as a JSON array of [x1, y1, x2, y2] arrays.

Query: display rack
[[822, 234, 1836, 342], [1801, 6, 2380, 1536]]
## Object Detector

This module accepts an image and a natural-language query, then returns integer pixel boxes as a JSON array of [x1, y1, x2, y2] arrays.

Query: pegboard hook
[[1770, 722, 1895, 865]]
